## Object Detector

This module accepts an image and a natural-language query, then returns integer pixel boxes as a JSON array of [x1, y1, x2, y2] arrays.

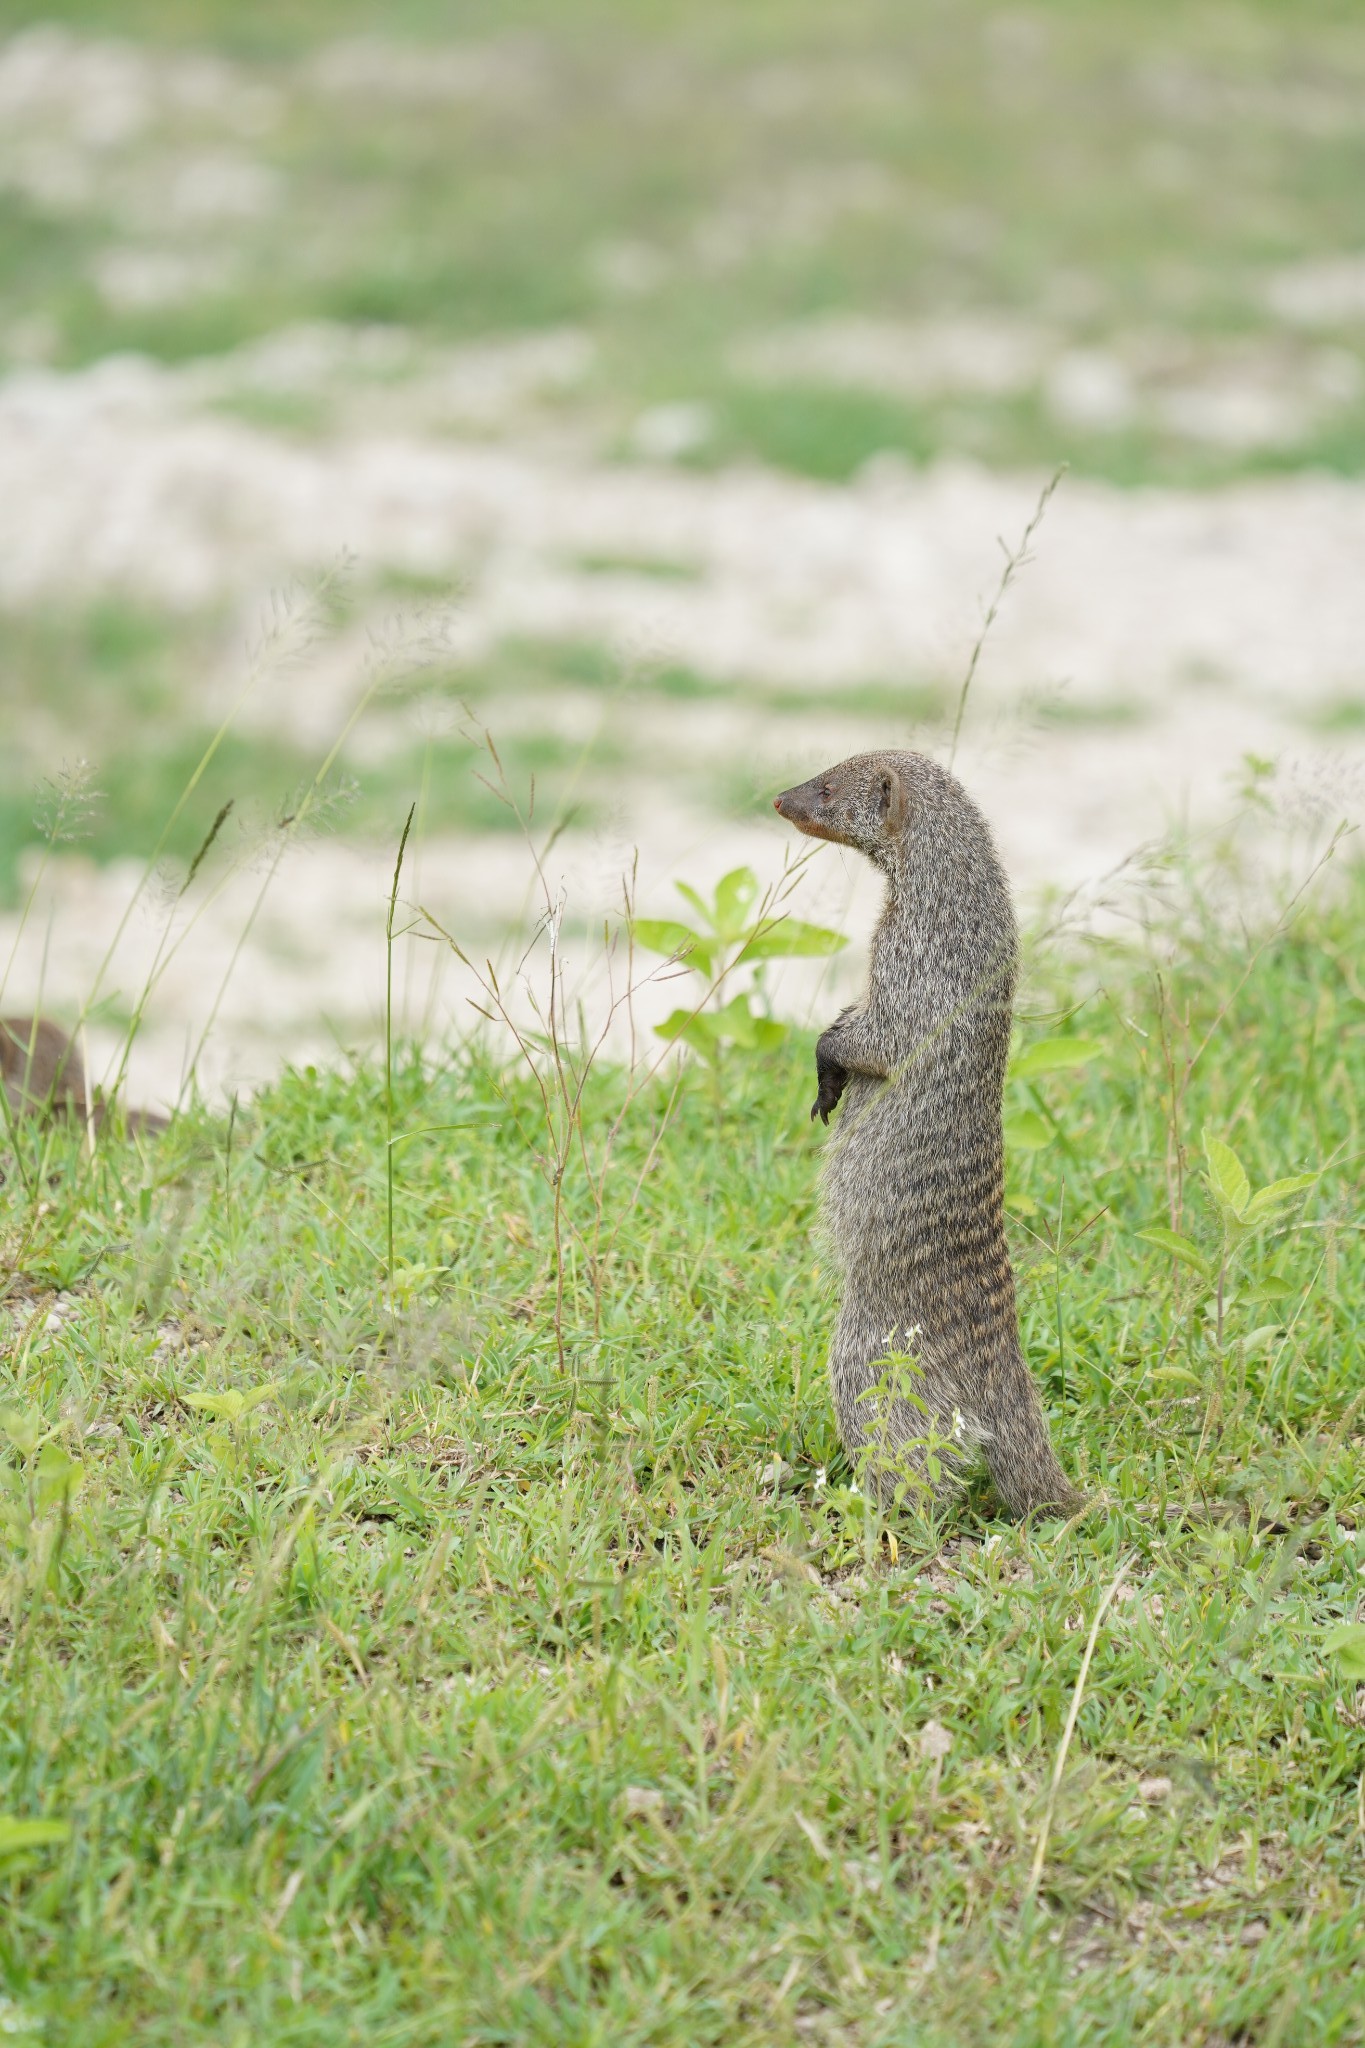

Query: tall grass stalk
[[80, 574, 343, 1106], [419, 728, 827, 1372], [385, 803, 417, 1306], [947, 464, 1065, 770], [1025, 1562, 1130, 1900]]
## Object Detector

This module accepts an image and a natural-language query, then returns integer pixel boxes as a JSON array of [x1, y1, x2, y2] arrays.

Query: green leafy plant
[[0, 1406, 56, 1460], [0, 1410, 84, 1550], [1004, 1035, 1104, 1155], [1139, 1128, 1319, 1348], [1323, 1623, 1365, 1685], [1002, 1035, 1103, 1218], [634, 866, 846, 1060], [855, 1348, 946, 1503], [183, 1381, 280, 1424]]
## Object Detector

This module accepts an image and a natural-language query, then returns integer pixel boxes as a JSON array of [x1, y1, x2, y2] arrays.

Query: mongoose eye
[[820, 784, 830, 801]]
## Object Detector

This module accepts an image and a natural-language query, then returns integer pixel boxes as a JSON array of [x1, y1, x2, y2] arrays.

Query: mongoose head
[[0, 1014, 169, 1134], [0, 1015, 80, 1114], [773, 752, 912, 862]]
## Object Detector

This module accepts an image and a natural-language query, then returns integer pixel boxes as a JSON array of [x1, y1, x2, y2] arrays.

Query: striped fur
[[774, 752, 1081, 1519]]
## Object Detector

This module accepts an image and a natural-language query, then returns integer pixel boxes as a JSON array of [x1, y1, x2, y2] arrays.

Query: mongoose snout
[[773, 749, 1082, 1522], [774, 764, 904, 850]]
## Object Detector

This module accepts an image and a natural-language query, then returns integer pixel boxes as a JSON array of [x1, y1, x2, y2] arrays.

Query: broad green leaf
[[632, 919, 713, 971], [654, 994, 784, 1058], [738, 919, 849, 963], [717, 993, 760, 1049], [1245, 1275, 1294, 1303], [653, 1009, 721, 1059], [1150, 1365, 1203, 1385], [35, 1444, 83, 1509], [652, 1007, 696, 1041], [0, 1816, 69, 1864], [388, 1265, 447, 1293], [1003, 1109, 1052, 1151], [672, 880, 712, 929], [1244, 1173, 1320, 1224], [1202, 1131, 1250, 1220], [712, 867, 760, 942], [185, 1383, 278, 1424], [185, 1391, 246, 1421], [1323, 1623, 1365, 1684], [719, 994, 786, 1049], [1009, 1037, 1103, 1080], [1138, 1227, 1211, 1278], [0, 1406, 44, 1458], [237, 1381, 281, 1417]]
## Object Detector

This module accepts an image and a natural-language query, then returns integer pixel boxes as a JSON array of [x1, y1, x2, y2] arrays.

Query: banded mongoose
[[773, 751, 1081, 1520], [0, 1016, 167, 1136]]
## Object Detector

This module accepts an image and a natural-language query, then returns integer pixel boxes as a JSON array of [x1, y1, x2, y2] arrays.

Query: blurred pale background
[[1, 0, 1362, 1105]]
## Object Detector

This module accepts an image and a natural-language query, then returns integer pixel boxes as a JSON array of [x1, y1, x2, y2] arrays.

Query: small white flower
[[813, 1466, 827, 1492], [951, 1408, 966, 1441]]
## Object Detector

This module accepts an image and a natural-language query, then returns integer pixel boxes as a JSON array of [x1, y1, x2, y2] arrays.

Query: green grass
[[711, 385, 939, 485], [1, 846, 1363, 2043], [1305, 697, 1365, 734], [570, 554, 705, 583], [1032, 695, 1151, 730]]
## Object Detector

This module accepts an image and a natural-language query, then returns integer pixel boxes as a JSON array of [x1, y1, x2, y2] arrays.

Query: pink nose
[[773, 796, 783, 812]]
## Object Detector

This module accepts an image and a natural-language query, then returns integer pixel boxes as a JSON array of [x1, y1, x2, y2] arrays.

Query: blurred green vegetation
[[0, 605, 959, 896], [0, 0, 1361, 884], [0, 0, 1362, 484]]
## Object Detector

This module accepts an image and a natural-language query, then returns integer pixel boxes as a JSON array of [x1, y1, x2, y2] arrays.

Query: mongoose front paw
[[811, 1058, 848, 1124]]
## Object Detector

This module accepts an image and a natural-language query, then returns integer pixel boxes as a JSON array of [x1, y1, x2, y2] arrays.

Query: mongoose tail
[[980, 1361, 1086, 1519], [774, 750, 1082, 1523]]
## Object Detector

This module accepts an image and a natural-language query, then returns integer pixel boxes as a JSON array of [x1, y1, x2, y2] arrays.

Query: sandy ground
[[2, 351, 1362, 1106]]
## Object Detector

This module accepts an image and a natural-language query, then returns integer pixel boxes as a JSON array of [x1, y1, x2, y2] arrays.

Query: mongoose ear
[[878, 769, 904, 833]]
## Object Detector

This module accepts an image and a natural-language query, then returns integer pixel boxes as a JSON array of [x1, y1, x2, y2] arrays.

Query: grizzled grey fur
[[0, 1015, 167, 1136], [774, 751, 1081, 1520]]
